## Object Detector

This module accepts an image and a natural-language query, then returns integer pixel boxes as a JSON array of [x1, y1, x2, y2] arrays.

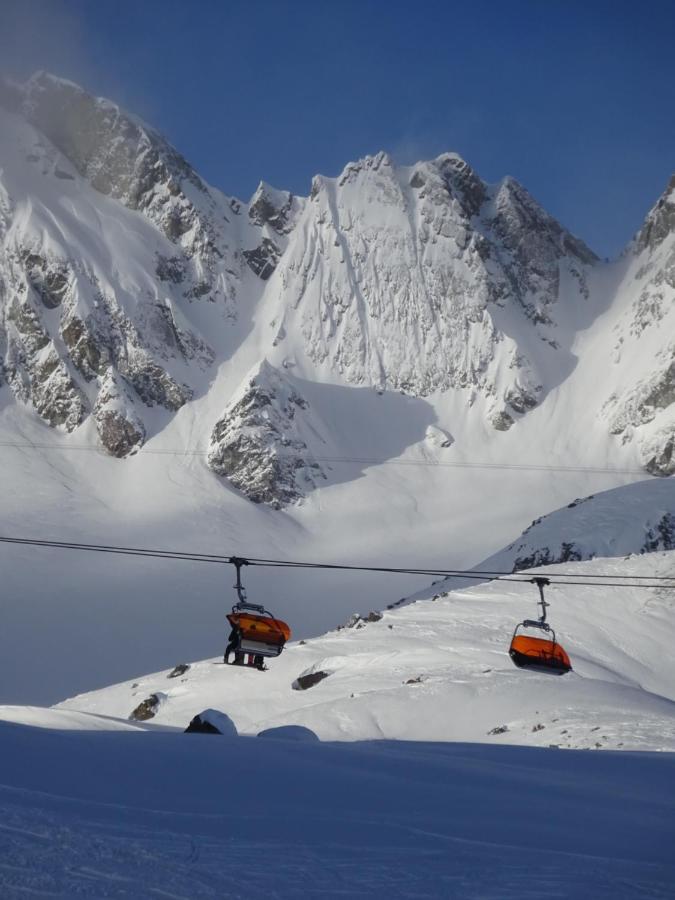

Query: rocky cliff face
[[601, 177, 675, 475], [269, 151, 596, 430], [11, 72, 243, 310], [207, 360, 327, 508], [0, 76, 225, 456]]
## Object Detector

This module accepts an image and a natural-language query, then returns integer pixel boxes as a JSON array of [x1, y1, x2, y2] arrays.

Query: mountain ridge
[[0, 71, 674, 508]]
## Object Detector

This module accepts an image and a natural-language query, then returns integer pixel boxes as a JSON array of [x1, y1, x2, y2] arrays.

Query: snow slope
[[0, 717, 673, 898], [57, 554, 675, 753], [405, 477, 675, 603]]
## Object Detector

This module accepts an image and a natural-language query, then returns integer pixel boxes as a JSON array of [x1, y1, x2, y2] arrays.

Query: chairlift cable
[[0, 534, 674, 590], [0, 439, 652, 476]]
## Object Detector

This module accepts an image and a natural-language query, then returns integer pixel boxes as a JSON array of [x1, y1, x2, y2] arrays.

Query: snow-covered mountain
[[1, 70, 675, 705], [399, 478, 675, 606], [1, 72, 674, 505]]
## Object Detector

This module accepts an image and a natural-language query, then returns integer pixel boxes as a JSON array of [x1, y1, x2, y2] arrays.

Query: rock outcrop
[[207, 361, 327, 508]]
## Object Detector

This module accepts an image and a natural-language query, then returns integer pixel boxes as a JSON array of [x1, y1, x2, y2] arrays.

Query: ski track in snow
[[0, 723, 673, 899]]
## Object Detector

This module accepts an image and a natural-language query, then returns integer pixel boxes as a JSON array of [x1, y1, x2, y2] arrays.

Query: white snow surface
[[1, 717, 673, 898]]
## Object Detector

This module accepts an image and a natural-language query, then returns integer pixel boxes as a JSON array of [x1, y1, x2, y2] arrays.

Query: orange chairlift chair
[[509, 577, 571, 675], [225, 557, 291, 671]]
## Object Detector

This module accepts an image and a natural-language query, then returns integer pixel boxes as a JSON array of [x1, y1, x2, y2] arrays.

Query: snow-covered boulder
[[184, 709, 237, 736], [257, 725, 320, 742]]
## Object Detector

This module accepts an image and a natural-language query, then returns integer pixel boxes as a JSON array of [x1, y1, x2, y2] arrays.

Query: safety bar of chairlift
[[512, 621, 557, 644], [232, 600, 270, 615]]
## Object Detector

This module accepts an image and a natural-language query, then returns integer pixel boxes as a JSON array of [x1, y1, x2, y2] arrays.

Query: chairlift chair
[[225, 558, 291, 670], [508, 577, 572, 675]]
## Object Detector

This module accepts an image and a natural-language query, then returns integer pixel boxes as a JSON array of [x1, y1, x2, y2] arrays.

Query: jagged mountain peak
[[8, 71, 206, 198], [248, 180, 302, 235], [2, 70, 243, 300], [408, 152, 487, 218], [636, 173, 675, 253], [271, 146, 597, 428]]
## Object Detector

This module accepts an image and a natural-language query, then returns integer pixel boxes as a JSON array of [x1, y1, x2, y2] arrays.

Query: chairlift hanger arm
[[229, 556, 249, 603], [531, 576, 551, 624], [227, 556, 274, 616]]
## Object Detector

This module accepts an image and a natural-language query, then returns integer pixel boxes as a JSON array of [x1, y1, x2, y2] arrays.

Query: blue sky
[[1, 0, 673, 256]]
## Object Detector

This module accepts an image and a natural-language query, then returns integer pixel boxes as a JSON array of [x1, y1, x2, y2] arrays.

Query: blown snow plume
[[0, 73, 229, 455]]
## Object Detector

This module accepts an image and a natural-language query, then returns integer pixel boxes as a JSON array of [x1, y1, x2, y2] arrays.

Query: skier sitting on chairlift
[[224, 622, 241, 665]]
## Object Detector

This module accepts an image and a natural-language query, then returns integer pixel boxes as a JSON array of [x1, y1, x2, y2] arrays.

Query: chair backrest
[[510, 634, 571, 670], [228, 611, 291, 644]]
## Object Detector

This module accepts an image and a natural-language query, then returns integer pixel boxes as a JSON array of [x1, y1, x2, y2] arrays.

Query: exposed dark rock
[[22, 252, 70, 309], [488, 725, 509, 735], [505, 383, 540, 415], [184, 709, 237, 736], [512, 541, 583, 572], [637, 175, 675, 252], [207, 361, 326, 508], [243, 238, 281, 280], [644, 437, 675, 476], [155, 254, 186, 284], [96, 408, 143, 457], [567, 496, 594, 509], [185, 716, 221, 734], [491, 410, 515, 431], [125, 360, 191, 411], [336, 611, 381, 630], [3, 290, 88, 430], [130, 693, 161, 721], [61, 316, 107, 380], [6, 297, 49, 352], [31, 349, 88, 429], [248, 183, 295, 234], [168, 663, 190, 679], [292, 670, 330, 691], [437, 154, 488, 218], [94, 371, 145, 457], [643, 512, 675, 551]]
